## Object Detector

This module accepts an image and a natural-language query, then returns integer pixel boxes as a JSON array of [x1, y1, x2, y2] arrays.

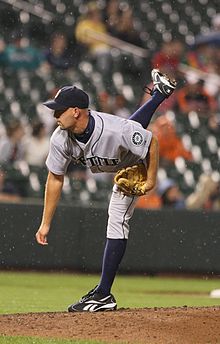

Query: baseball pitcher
[[35, 69, 176, 312]]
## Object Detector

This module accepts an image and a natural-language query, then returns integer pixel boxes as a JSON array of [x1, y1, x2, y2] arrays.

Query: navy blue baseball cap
[[43, 86, 89, 110]]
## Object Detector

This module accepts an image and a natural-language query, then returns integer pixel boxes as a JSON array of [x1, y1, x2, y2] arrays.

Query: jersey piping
[[122, 196, 135, 238], [91, 114, 105, 172]]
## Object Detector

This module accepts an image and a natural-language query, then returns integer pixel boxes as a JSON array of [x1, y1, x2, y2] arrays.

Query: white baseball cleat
[[151, 69, 177, 98]]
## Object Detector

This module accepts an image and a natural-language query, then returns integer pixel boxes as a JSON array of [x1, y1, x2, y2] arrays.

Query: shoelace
[[143, 85, 153, 95], [80, 286, 98, 302]]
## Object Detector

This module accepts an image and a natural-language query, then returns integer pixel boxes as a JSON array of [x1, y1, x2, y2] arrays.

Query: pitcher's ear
[[72, 107, 80, 118]]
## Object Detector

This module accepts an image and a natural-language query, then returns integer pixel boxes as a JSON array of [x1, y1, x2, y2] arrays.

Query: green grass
[[1, 272, 220, 343], [0, 271, 220, 314]]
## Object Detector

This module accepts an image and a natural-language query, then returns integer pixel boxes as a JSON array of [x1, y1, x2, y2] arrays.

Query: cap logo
[[55, 89, 62, 99]]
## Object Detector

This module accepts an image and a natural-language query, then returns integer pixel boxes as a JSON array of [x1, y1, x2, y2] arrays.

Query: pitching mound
[[0, 307, 220, 343]]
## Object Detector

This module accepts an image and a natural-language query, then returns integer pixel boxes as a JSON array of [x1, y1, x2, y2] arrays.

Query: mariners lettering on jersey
[[77, 156, 119, 167]]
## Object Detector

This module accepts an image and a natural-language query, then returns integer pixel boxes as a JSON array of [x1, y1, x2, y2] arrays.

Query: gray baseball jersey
[[46, 110, 152, 176]]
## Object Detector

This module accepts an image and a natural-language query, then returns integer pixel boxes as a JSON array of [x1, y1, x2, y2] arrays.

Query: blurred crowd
[[0, 1, 220, 210]]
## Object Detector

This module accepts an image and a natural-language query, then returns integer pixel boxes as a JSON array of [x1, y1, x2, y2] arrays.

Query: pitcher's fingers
[[36, 233, 48, 245]]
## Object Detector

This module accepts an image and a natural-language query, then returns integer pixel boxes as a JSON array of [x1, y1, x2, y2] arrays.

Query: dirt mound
[[0, 307, 220, 343]]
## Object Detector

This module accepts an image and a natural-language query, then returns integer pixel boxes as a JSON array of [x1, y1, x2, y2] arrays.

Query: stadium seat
[[0, 0, 219, 202]]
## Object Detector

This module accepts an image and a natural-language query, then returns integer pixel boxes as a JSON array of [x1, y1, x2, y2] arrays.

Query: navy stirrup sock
[[129, 90, 166, 129], [96, 238, 127, 296]]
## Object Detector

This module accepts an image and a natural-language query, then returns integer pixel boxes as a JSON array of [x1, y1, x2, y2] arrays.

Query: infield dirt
[[0, 306, 220, 343]]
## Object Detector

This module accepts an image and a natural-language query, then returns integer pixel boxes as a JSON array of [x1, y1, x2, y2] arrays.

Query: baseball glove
[[114, 163, 147, 196]]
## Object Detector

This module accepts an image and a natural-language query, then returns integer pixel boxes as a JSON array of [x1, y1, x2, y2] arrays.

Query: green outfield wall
[[0, 202, 219, 274]]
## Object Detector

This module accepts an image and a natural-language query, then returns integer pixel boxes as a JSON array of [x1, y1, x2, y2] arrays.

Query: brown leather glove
[[114, 163, 148, 196]]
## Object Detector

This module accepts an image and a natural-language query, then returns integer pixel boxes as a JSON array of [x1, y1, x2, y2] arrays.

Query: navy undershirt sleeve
[[129, 90, 166, 129]]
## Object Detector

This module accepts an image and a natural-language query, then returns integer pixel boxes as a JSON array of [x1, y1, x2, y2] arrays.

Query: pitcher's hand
[[35, 224, 50, 245]]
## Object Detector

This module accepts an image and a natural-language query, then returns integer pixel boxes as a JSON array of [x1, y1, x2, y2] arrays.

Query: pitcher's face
[[54, 108, 78, 130]]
